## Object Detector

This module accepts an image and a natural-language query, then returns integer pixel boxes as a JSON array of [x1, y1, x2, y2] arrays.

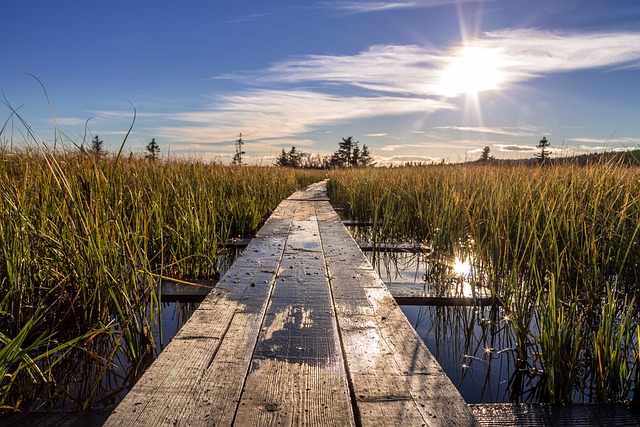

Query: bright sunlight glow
[[438, 46, 508, 97], [453, 257, 471, 277]]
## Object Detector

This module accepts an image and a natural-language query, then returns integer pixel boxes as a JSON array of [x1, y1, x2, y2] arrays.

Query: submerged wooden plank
[[471, 403, 640, 426], [159, 280, 216, 302], [161, 280, 497, 306], [385, 282, 496, 306]]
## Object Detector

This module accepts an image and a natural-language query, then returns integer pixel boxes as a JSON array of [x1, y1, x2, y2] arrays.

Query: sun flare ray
[[438, 46, 509, 97]]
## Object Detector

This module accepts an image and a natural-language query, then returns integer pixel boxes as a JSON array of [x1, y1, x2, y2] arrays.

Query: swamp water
[[1, 248, 238, 415], [367, 248, 640, 405], [19, 301, 199, 412], [368, 249, 519, 403]]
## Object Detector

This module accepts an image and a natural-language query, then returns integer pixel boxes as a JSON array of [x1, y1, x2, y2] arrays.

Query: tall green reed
[[0, 144, 324, 411], [328, 161, 640, 403]]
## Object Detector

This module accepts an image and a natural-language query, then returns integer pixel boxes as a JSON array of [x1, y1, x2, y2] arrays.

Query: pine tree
[[330, 137, 373, 168], [145, 138, 160, 160], [478, 146, 494, 163], [275, 148, 290, 167], [358, 144, 374, 167], [288, 146, 302, 168], [90, 135, 104, 156], [232, 133, 245, 165], [351, 144, 360, 167], [332, 136, 358, 168], [535, 136, 552, 163], [275, 146, 308, 168]]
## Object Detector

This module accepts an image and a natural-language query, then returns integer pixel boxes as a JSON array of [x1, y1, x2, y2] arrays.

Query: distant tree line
[[275, 136, 374, 169]]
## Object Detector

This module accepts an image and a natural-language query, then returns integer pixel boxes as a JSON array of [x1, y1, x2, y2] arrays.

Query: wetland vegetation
[[0, 146, 324, 412], [3, 133, 640, 412], [329, 162, 640, 404]]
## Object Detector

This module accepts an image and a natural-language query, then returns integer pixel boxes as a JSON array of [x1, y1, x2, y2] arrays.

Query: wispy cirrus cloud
[[379, 140, 467, 151], [321, 0, 485, 13], [261, 44, 444, 96], [494, 144, 537, 153], [226, 12, 273, 24], [48, 117, 88, 126], [156, 90, 453, 145], [475, 29, 640, 77], [568, 137, 640, 145], [435, 125, 537, 137]]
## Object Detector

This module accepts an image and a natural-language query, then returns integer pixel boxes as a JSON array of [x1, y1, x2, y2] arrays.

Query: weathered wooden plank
[[233, 200, 354, 426], [314, 201, 478, 426], [104, 207, 295, 426], [177, 310, 266, 426], [0, 411, 112, 427], [287, 180, 330, 201], [221, 239, 433, 253]]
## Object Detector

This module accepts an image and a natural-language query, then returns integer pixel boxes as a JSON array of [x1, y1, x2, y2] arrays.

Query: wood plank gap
[[229, 201, 300, 426], [316, 201, 364, 427]]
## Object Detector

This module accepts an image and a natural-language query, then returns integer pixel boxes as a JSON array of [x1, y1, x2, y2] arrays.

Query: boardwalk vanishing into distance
[[105, 181, 478, 426]]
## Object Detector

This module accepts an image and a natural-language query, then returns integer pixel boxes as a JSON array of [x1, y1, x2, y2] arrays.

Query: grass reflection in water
[[367, 248, 639, 405]]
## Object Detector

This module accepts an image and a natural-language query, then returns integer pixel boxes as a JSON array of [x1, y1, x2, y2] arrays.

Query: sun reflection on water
[[453, 257, 471, 277]]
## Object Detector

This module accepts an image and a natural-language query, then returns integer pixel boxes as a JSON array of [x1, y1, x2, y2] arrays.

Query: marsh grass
[[0, 144, 325, 411], [329, 162, 640, 403]]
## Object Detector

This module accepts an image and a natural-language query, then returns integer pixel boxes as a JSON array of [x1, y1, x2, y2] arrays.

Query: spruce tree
[[232, 133, 245, 165], [478, 146, 494, 163], [90, 135, 104, 156], [145, 138, 160, 160], [535, 136, 552, 163], [358, 144, 374, 166]]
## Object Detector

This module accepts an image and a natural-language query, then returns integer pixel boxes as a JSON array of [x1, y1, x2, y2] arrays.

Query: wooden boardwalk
[[105, 181, 478, 426]]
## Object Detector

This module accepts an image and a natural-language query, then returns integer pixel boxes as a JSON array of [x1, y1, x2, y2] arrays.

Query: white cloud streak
[[494, 144, 537, 153], [475, 29, 640, 78], [158, 90, 453, 143], [49, 117, 88, 126], [226, 13, 273, 24], [568, 137, 640, 145], [321, 0, 484, 13], [262, 45, 444, 96], [435, 125, 537, 137]]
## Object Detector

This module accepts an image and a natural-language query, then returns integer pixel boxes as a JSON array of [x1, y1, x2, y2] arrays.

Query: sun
[[438, 46, 508, 97]]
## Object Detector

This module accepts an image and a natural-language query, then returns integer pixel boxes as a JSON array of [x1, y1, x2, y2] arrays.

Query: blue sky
[[2, 0, 640, 164]]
